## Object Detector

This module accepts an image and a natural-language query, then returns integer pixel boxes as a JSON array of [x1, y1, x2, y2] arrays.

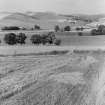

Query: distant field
[[0, 30, 105, 46]]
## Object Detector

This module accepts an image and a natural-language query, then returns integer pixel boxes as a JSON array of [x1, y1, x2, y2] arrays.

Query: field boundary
[[0, 45, 105, 56]]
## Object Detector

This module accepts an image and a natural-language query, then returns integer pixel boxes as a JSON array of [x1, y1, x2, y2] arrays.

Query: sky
[[0, 0, 105, 14]]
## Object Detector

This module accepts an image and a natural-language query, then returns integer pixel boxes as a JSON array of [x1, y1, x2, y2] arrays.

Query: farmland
[[0, 48, 105, 105]]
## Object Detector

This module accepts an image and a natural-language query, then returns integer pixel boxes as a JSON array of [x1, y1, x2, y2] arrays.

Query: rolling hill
[[0, 12, 104, 30]]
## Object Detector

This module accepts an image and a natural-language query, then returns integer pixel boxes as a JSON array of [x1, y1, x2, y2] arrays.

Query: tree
[[30, 32, 62, 46], [98, 25, 105, 34], [64, 26, 71, 31], [102, 28, 105, 35], [30, 34, 41, 45], [16, 33, 27, 44], [54, 25, 60, 32], [47, 32, 56, 44], [54, 39, 61, 45], [91, 29, 99, 35], [41, 34, 49, 45], [4, 33, 17, 45]]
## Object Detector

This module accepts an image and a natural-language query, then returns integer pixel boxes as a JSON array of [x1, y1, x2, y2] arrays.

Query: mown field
[[0, 49, 105, 105]]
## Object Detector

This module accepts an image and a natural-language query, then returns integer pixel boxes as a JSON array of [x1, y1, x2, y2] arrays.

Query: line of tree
[[91, 25, 105, 35], [1, 26, 20, 30], [30, 32, 61, 45], [4, 33, 27, 45], [4, 32, 61, 45], [1, 24, 41, 31]]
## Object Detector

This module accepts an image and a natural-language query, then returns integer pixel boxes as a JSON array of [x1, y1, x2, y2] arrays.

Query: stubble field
[[0, 49, 105, 105]]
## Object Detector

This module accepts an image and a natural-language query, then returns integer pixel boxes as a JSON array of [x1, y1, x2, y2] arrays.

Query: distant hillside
[[62, 14, 105, 22], [3, 12, 39, 22], [0, 12, 12, 20], [32, 12, 67, 20], [86, 16, 105, 28], [0, 12, 103, 30]]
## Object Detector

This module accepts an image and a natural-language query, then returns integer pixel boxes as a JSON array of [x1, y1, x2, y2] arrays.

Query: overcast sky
[[0, 0, 105, 14]]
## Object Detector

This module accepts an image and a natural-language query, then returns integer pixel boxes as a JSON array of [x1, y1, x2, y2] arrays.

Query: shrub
[[30, 34, 41, 45], [64, 26, 71, 31], [16, 33, 27, 44], [54, 25, 60, 32], [4, 33, 17, 45]]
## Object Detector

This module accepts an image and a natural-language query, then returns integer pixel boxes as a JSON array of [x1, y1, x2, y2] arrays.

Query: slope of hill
[[3, 12, 39, 21], [31, 12, 67, 20], [0, 12, 12, 20], [0, 12, 103, 30], [0, 12, 41, 29]]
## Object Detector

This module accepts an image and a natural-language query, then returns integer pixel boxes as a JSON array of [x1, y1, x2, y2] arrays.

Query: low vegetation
[[1, 26, 20, 30]]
